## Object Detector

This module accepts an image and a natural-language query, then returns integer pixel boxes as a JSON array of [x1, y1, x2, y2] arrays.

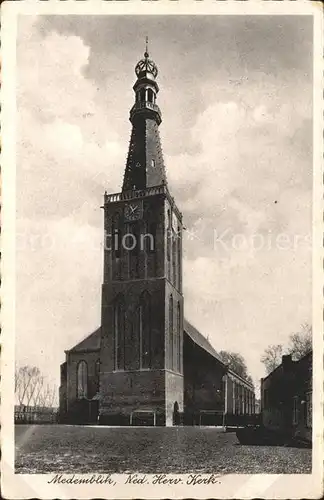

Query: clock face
[[124, 201, 143, 222]]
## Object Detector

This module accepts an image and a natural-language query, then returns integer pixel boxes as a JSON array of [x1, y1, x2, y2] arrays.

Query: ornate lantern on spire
[[130, 38, 161, 126], [135, 37, 158, 79]]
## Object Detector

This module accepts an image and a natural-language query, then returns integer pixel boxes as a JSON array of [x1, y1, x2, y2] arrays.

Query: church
[[59, 45, 255, 426]]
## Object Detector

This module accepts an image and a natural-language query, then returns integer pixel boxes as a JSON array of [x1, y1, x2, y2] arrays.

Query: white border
[[1, 1, 323, 499]]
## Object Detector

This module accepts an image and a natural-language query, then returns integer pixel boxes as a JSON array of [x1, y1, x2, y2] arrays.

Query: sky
[[16, 15, 313, 395]]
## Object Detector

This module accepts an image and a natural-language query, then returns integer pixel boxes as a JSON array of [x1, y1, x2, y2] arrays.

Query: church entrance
[[173, 401, 180, 425], [88, 399, 99, 424]]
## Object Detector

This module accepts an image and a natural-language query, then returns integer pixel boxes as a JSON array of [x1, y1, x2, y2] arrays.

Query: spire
[[122, 43, 167, 192], [145, 36, 149, 57]]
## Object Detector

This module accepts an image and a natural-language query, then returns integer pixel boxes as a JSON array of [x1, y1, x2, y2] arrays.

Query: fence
[[15, 406, 58, 424], [177, 411, 261, 427]]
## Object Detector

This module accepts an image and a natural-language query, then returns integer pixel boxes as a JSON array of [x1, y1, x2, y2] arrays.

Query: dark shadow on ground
[[236, 426, 312, 449]]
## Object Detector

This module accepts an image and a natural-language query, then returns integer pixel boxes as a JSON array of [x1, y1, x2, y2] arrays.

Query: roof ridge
[[183, 318, 224, 364], [67, 327, 101, 353]]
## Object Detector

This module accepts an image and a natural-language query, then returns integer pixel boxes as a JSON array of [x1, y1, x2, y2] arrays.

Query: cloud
[[16, 16, 312, 391], [17, 21, 125, 223], [167, 79, 312, 385]]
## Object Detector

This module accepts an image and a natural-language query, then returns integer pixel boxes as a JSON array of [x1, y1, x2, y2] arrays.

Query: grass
[[15, 425, 312, 474]]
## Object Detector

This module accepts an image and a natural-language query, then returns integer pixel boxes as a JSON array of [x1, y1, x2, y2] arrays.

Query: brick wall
[[99, 369, 166, 424], [184, 336, 226, 413]]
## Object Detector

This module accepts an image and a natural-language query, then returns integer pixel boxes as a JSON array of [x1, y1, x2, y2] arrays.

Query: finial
[[135, 37, 158, 78], [144, 36, 149, 58]]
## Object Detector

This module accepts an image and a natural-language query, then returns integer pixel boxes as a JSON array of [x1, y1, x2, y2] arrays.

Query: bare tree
[[15, 364, 58, 408], [219, 350, 251, 380], [15, 364, 20, 393], [24, 367, 41, 406], [288, 323, 312, 360], [261, 324, 312, 375], [15, 366, 36, 405], [32, 376, 44, 406], [261, 344, 283, 375]]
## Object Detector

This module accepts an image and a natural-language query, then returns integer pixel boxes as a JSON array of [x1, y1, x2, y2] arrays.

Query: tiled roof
[[67, 327, 101, 353], [67, 320, 250, 385], [184, 319, 225, 365]]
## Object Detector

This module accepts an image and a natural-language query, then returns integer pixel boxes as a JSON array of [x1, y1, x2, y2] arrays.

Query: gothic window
[[114, 296, 125, 370], [169, 295, 173, 370], [167, 210, 171, 281], [177, 225, 181, 291], [167, 210, 171, 259], [76, 361, 88, 399], [132, 222, 140, 256], [148, 222, 156, 253], [177, 301, 181, 372], [151, 158, 156, 168], [172, 229, 177, 287], [128, 221, 140, 279], [148, 89, 154, 103], [139, 291, 151, 369], [112, 212, 121, 259], [95, 359, 100, 392]]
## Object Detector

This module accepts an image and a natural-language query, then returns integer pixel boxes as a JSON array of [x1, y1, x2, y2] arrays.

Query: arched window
[[167, 210, 171, 281], [169, 295, 173, 370], [139, 291, 151, 369], [172, 228, 177, 287], [128, 221, 140, 279], [177, 301, 181, 372], [77, 361, 88, 399], [140, 88, 146, 102], [114, 296, 125, 370], [148, 222, 156, 253], [167, 210, 171, 259], [112, 212, 121, 259], [95, 359, 100, 392], [177, 225, 181, 291], [148, 88, 154, 103]]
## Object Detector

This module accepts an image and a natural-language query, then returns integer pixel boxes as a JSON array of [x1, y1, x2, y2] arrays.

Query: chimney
[[282, 354, 293, 372]]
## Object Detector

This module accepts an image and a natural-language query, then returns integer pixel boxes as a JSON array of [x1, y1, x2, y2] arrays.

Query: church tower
[[99, 43, 184, 426]]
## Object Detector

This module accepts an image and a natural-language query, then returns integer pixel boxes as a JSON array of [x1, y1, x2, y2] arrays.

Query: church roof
[[66, 321, 224, 368], [183, 319, 225, 365], [67, 327, 101, 353]]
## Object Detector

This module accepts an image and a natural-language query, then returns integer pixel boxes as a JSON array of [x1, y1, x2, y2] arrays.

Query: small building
[[261, 352, 312, 443]]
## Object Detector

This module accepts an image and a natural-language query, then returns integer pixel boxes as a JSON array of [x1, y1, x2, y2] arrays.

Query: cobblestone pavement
[[15, 425, 311, 474]]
